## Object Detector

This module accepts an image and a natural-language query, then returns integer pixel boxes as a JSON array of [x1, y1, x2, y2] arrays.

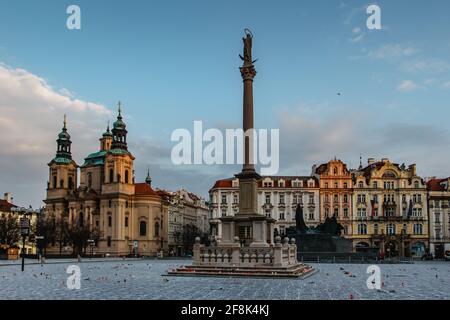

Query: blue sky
[[1, 0, 450, 207]]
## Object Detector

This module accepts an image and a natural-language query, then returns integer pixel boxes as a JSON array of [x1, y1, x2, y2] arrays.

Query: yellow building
[[43, 105, 169, 257], [352, 158, 429, 258]]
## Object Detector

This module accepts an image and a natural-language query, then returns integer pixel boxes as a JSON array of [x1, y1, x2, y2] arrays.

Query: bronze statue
[[239, 28, 258, 65], [295, 204, 308, 233]]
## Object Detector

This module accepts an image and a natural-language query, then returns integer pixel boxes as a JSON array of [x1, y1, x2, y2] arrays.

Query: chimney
[[367, 158, 375, 165], [3, 192, 12, 203]]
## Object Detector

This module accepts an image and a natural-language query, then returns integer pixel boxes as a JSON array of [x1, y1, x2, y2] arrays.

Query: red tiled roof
[[0, 199, 16, 212], [212, 179, 233, 189], [134, 183, 159, 196], [427, 178, 449, 191]]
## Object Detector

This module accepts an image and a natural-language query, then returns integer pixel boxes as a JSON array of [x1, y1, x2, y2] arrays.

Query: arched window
[[358, 224, 367, 235], [140, 221, 147, 236], [53, 175, 57, 189], [154, 222, 160, 237], [109, 169, 114, 183], [414, 181, 420, 188], [117, 174, 121, 183], [60, 179, 64, 188], [79, 212, 84, 227], [108, 214, 112, 227], [387, 223, 396, 235], [68, 177, 74, 190], [125, 170, 129, 184], [413, 224, 423, 235], [373, 223, 379, 235], [87, 173, 92, 188], [358, 181, 363, 188]]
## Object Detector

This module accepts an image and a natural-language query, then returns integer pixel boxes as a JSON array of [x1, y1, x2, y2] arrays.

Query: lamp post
[[87, 239, 94, 259], [35, 236, 44, 261], [11, 206, 39, 271]]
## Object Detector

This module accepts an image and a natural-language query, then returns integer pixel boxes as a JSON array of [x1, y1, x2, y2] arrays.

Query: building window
[[96, 220, 99, 227], [387, 223, 396, 235], [325, 208, 329, 217], [87, 173, 92, 188], [53, 175, 57, 189], [334, 194, 338, 203], [279, 194, 285, 204], [154, 222, 160, 237], [333, 207, 339, 217], [309, 194, 314, 204], [309, 210, 314, 220], [109, 169, 114, 183], [125, 170, 129, 184], [413, 224, 423, 235], [358, 224, 367, 235], [343, 194, 348, 203], [108, 200, 112, 208], [107, 236, 112, 247], [343, 182, 348, 189], [324, 182, 329, 188], [279, 211, 285, 220], [68, 177, 74, 190], [343, 207, 349, 218], [357, 208, 366, 218], [139, 221, 147, 236], [358, 181, 363, 188], [60, 179, 64, 188], [414, 181, 420, 188], [373, 181, 378, 189], [233, 194, 238, 204], [265, 194, 271, 204], [324, 195, 329, 203], [334, 182, 338, 189], [435, 213, 441, 223], [374, 224, 379, 235], [125, 216, 129, 227], [108, 215, 112, 227]]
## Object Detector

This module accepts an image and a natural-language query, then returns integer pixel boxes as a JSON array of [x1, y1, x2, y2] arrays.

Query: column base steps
[[165, 263, 317, 279]]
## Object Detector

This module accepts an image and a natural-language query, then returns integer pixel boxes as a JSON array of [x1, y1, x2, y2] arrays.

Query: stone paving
[[0, 259, 449, 300]]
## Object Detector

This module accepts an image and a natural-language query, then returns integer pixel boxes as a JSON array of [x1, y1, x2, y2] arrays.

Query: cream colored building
[[209, 176, 320, 240], [163, 189, 209, 256], [43, 107, 169, 256], [351, 158, 429, 258], [427, 178, 450, 258]]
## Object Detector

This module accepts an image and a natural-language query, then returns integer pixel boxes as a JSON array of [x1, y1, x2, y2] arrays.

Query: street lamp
[[35, 236, 44, 261], [87, 239, 95, 259], [11, 206, 40, 271]]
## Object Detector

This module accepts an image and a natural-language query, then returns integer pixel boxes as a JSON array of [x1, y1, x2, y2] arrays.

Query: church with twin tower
[[44, 104, 169, 256]]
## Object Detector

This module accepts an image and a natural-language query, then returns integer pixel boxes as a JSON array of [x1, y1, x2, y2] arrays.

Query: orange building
[[314, 159, 353, 238]]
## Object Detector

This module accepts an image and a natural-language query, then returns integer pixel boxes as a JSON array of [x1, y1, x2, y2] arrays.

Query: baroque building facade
[[313, 159, 353, 238], [351, 158, 429, 258], [43, 107, 169, 256], [427, 178, 450, 258], [162, 189, 209, 256], [209, 176, 320, 240]]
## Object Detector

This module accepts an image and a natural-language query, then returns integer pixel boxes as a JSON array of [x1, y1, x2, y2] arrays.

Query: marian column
[[235, 30, 261, 218]]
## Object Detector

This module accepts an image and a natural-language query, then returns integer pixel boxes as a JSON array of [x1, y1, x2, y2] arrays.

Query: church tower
[[44, 115, 78, 216], [100, 122, 113, 151], [102, 102, 135, 195]]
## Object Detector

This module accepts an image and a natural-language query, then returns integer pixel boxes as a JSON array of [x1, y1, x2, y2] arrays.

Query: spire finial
[[145, 167, 152, 186], [63, 114, 67, 130], [106, 120, 110, 132], [118, 101, 122, 115], [359, 154, 363, 170]]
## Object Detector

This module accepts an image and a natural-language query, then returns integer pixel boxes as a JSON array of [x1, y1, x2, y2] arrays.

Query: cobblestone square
[[0, 259, 449, 300]]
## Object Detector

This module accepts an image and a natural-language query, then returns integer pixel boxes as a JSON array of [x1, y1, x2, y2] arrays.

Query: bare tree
[[0, 214, 20, 247]]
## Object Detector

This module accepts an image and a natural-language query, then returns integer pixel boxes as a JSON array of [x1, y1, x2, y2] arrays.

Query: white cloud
[[397, 80, 420, 92], [400, 58, 450, 74], [0, 63, 112, 207], [368, 44, 417, 60]]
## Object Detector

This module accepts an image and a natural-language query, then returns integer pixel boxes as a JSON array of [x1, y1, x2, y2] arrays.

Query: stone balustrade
[[193, 236, 298, 267]]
